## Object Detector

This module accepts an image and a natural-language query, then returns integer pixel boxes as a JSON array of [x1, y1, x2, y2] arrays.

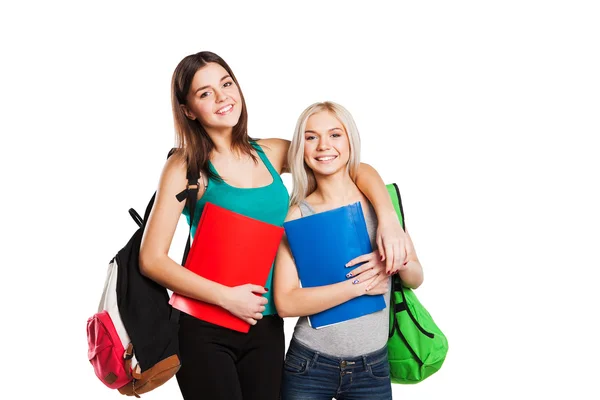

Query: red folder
[[169, 202, 284, 333]]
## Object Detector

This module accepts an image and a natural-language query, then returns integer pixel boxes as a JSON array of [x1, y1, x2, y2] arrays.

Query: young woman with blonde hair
[[274, 101, 424, 400]]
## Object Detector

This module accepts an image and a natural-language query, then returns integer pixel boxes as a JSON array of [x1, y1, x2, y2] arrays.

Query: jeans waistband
[[288, 338, 388, 370]]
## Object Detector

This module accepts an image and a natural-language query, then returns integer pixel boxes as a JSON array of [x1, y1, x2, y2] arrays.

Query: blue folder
[[283, 201, 386, 329]]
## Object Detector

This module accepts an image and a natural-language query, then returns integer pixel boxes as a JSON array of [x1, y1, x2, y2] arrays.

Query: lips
[[216, 104, 233, 115], [315, 155, 338, 162]]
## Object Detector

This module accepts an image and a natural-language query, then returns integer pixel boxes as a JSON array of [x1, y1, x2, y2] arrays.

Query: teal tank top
[[182, 141, 290, 315]]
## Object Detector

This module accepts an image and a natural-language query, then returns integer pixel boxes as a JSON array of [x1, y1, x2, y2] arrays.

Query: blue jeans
[[281, 339, 392, 400]]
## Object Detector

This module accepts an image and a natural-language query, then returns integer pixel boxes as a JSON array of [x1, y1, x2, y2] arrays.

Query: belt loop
[[310, 351, 320, 369], [362, 354, 368, 369]]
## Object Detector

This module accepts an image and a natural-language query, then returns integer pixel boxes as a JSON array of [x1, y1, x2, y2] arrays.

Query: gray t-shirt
[[291, 200, 391, 357]]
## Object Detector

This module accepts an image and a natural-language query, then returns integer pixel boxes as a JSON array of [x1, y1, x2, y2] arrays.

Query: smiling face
[[182, 62, 243, 131], [303, 110, 351, 177]]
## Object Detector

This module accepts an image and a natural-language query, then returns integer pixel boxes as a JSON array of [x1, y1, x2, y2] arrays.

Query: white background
[[1, 1, 599, 399]]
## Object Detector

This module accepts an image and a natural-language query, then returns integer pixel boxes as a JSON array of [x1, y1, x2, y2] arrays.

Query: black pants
[[176, 312, 285, 400]]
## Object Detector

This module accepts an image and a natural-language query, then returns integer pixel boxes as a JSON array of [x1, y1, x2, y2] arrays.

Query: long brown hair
[[171, 51, 257, 180]]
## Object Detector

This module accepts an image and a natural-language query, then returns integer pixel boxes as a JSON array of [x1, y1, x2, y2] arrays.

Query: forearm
[[355, 163, 396, 220], [140, 253, 229, 307], [398, 260, 424, 289], [276, 280, 358, 318]]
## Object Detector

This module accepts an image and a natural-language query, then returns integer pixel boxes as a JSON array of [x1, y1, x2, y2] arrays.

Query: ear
[[180, 104, 197, 121]]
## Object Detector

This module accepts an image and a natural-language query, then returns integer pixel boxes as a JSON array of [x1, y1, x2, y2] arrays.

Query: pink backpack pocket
[[87, 311, 133, 389]]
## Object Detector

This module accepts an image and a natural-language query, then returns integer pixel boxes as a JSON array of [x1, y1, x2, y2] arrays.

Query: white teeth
[[217, 105, 232, 114], [316, 156, 336, 161]]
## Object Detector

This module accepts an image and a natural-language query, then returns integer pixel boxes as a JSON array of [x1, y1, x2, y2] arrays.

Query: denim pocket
[[368, 358, 391, 379], [283, 353, 308, 375]]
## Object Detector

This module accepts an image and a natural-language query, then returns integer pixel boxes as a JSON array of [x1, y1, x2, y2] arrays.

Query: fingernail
[[264, 287, 269, 291], [346, 272, 353, 278], [352, 279, 359, 285], [345, 263, 351, 267]]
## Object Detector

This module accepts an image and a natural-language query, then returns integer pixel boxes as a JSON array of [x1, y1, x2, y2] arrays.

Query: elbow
[[274, 294, 295, 318], [276, 306, 295, 318], [277, 303, 297, 318], [402, 279, 423, 290], [277, 309, 291, 318], [409, 278, 424, 290], [400, 263, 424, 289], [138, 249, 158, 279]]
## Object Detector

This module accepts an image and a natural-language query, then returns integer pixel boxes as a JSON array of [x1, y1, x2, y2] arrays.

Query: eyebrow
[[195, 75, 232, 94], [304, 127, 344, 134]]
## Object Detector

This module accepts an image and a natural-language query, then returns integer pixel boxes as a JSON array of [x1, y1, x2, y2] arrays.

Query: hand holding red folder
[[169, 202, 284, 333]]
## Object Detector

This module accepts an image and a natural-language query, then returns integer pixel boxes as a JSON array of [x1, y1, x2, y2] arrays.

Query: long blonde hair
[[288, 101, 362, 206]]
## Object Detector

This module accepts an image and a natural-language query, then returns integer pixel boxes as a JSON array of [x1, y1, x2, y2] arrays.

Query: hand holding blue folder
[[283, 202, 386, 329]]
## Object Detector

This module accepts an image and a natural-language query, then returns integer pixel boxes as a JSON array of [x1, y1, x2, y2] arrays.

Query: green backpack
[[386, 183, 449, 384]]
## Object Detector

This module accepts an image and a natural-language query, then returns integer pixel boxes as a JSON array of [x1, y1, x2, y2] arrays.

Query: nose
[[215, 88, 229, 103], [317, 136, 331, 151]]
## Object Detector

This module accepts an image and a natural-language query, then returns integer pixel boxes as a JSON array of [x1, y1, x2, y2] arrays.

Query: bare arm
[[139, 152, 267, 325], [396, 229, 424, 288], [354, 162, 408, 274], [273, 207, 386, 318], [346, 229, 424, 289], [256, 138, 291, 174]]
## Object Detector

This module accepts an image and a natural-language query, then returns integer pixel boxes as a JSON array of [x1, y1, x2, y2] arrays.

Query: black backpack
[[89, 150, 199, 397]]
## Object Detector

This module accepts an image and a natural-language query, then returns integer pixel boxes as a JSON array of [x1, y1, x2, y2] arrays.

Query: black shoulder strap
[[169, 148, 201, 323], [128, 149, 200, 324], [137, 148, 199, 261], [172, 151, 200, 324], [391, 182, 406, 231], [388, 182, 407, 339], [178, 168, 199, 265], [132, 149, 199, 268]]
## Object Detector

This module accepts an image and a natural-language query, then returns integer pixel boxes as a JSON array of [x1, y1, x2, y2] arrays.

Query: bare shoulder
[[357, 161, 375, 173], [256, 138, 291, 154], [284, 205, 302, 223], [255, 138, 291, 174], [159, 149, 187, 191]]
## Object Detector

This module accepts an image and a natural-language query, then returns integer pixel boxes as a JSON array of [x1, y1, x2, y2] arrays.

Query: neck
[[312, 170, 361, 206], [205, 127, 235, 155]]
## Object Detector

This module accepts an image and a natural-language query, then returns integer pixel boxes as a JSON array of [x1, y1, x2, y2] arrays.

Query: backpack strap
[[177, 168, 200, 265], [131, 149, 200, 324], [387, 182, 406, 339], [387, 182, 405, 231], [172, 150, 201, 324]]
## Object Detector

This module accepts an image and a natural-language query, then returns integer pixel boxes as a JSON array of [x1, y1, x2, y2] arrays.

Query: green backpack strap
[[386, 183, 405, 231], [386, 182, 406, 340], [387, 183, 432, 339]]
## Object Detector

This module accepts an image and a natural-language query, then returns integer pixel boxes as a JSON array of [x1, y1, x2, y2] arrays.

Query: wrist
[[376, 208, 398, 221], [346, 276, 364, 297], [216, 285, 231, 309], [377, 209, 400, 226]]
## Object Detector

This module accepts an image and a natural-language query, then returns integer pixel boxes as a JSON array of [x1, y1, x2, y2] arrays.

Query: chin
[[209, 115, 242, 129], [311, 166, 343, 177]]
